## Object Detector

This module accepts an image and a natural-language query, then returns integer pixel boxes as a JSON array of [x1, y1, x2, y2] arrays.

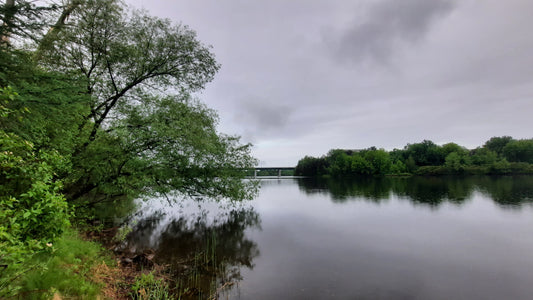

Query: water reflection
[[238, 176, 533, 300], [297, 175, 533, 207], [121, 176, 533, 299], [476, 176, 533, 206], [122, 199, 261, 298]]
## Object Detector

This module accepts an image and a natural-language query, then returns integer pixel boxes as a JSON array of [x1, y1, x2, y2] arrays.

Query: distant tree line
[[295, 137, 533, 177], [296, 176, 533, 207]]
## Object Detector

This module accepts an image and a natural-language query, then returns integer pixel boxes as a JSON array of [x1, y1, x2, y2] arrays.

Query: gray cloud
[[127, 0, 533, 166], [331, 0, 455, 63], [233, 97, 293, 139]]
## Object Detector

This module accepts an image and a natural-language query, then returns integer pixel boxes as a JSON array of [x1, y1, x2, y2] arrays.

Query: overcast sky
[[127, 0, 533, 166]]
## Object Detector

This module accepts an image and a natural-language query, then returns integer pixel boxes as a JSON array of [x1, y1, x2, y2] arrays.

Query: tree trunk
[[1, 0, 16, 44], [34, 0, 83, 59]]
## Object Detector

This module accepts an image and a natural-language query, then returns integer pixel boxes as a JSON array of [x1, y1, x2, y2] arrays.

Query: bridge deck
[[252, 167, 295, 178], [255, 167, 294, 170]]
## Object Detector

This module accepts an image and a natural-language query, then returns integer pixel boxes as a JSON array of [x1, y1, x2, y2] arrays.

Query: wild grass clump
[[173, 230, 228, 299], [131, 272, 172, 300]]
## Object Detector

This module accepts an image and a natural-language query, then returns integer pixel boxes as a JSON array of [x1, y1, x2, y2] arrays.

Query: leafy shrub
[[0, 91, 70, 296], [488, 159, 511, 174], [508, 162, 533, 174]]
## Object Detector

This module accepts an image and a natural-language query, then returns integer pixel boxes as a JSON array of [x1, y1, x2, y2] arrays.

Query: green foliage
[[131, 272, 171, 300], [0, 86, 19, 117], [295, 155, 327, 176], [389, 160, 407, 174], [0, 50, 90, 158], [470, 148, 498, 166], [351, 154, 373, 175], [509, 162, 533, 174], [113, 225, 133, 243], [403, 140, 445, 166], [66, 93, 257, 202], [488, 159, 511, 174], [0, 89, 71, 296], [0, 129, 70, 296], [42, 0, 220, 143], [327, 149, 351, 176], [441, 142, 468, 157], [502, 139, 533, 163], [445, 152, 463, 172], [0, 123, 70, 240], [296, 148, 394, 177], [445, 151, 470, 173], [405, 155, 417, 173], [484, 136, 514, 156], [363, 149, 391, 175]]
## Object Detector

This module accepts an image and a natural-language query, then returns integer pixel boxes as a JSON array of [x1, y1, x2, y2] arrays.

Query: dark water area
[[123, 176, 533, 299]]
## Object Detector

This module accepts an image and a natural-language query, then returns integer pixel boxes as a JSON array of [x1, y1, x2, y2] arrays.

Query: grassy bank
[[3, 226, 172, 300], [3, 227, 107, 299], [6, 228, 102, 299]]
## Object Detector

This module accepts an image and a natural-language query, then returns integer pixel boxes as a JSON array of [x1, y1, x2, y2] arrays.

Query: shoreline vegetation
[[295, 137, 533, 177], [1, 0, 255, 298]]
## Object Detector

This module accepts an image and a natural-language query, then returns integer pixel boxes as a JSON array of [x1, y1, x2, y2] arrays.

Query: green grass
[[131, 272, 171, 300], [15, 227, 111, 299]]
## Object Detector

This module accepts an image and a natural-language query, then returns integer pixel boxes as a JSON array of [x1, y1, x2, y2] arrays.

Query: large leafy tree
[[48, 0, 255, 201], [483, 136, 514, 157], [68, 93, 257, 201], [41, 0, 219, 143], [295, 155, 327, 176], [403, 140, 445, 166], [2, 0, 257, 202], [502, 139, 533, 163], [363, 149, 391, 175]]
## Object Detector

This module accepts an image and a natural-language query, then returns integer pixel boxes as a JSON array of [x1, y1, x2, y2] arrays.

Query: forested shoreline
[[295, 137, 533, 177], [0, 0, 256, 297]]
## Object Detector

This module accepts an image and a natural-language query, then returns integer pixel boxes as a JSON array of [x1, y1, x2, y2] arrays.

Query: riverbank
[[5, 225, 174, 299], [76, 224, 177, 299]]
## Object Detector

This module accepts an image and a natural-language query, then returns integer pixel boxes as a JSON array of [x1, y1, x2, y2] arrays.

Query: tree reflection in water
[[121, 199, 261, 299], [297, 176, 533, 208]]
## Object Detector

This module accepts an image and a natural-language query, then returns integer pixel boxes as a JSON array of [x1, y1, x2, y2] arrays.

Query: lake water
[[124, 176, 533, 299]]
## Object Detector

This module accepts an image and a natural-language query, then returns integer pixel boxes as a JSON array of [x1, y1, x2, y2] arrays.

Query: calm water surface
[[124, 176, 533, 299]]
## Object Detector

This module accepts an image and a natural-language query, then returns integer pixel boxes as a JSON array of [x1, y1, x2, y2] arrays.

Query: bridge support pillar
[[254, 169, 257, 178], [278, 169, 281, 178]]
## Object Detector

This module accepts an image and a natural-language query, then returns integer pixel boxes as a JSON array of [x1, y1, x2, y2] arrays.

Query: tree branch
[[35, 0, 83, 60]]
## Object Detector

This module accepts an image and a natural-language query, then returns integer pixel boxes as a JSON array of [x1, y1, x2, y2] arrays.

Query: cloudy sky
[[127, 0, 533, 166]]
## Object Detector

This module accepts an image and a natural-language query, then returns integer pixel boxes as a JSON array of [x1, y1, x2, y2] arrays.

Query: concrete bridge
[[253, 167, 295, 178]]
